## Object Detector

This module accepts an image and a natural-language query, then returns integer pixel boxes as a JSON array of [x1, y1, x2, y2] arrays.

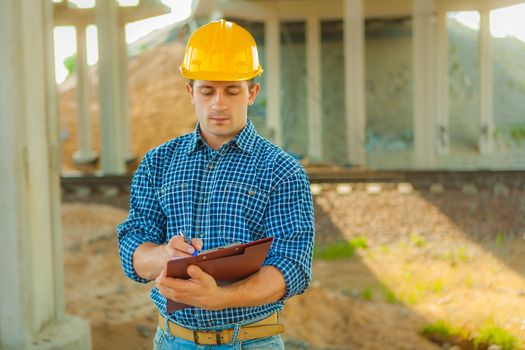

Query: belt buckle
[[193, 330, 223, 345], [192, 330, 201, 345]]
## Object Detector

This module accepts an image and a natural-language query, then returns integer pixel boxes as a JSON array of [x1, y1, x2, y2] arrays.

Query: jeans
[[152, 325, 285, 350]]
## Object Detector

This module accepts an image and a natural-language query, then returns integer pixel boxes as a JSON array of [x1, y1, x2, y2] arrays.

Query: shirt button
[[207, 163, 215, 170], [199, 233, 204, 238], [160, 189, 165, 195]]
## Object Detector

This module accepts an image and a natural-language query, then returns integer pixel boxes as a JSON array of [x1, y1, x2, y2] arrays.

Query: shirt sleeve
[[262, 168, 315, 299], [116, 152, 166, 283]]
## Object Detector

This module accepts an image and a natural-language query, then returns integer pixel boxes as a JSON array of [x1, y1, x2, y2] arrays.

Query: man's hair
[[188, 78, 256, 90]]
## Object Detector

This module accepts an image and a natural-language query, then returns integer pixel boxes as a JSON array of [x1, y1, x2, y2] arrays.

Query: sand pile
[[58, 43, 197, 172]]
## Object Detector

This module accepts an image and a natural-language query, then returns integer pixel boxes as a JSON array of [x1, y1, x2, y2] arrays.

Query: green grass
[[410, 233, 426, 247], [430, 279, 444, 293], [443, 245, 469, 266], [456, 245, 469, 262], [399, 278, 446, 305], [510, 127, 525, 144], [314, 237, 368, 260], [422, 320, 462, 339], [463, 274, 474, 288], [63, 55, 76, 76], [349, 236, 369, 249], [405, 289, 423, 304], [314, 241, 355, 260], [474, 323, 520, 350], [360, 287, 373, 301], [422, 320, 520, 350], [494, 124, 525, 144], [384, 290, 398, 304], [496, 231, 506, 247]]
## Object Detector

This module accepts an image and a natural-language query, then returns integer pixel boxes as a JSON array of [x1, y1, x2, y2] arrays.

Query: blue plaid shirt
[[117, 119, 314, 330]]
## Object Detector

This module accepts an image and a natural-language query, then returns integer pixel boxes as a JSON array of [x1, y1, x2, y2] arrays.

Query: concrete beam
[[435, 0, 525, 12], [0, 1, 90, 348], [365, 0, 413, 18], [218, 0, 414, 21], [220, 0, 343, 21], [54, 0, 170, 26], [344, 0, 366, 166], [215, 0, 523, 22]]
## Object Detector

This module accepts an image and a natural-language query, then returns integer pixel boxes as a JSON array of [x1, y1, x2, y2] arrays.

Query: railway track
[[61, 169, 525, 192], [60, 169, 524, 210]]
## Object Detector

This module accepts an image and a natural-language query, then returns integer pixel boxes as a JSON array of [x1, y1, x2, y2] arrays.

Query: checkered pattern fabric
[[117, 119, 314, 329]]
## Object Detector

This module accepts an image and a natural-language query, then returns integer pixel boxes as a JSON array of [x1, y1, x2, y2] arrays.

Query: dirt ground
[[61, 184, 525, 350]]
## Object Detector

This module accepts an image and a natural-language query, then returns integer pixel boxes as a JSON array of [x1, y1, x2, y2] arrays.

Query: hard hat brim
[[180, 67, 263, 82]]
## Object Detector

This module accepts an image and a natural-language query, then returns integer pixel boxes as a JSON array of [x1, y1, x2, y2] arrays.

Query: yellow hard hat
[[180, 19, 263, 81]]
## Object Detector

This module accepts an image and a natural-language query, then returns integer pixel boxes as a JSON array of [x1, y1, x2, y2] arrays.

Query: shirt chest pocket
[[213, 182, 269, 240], [156, 182, 190, 234]]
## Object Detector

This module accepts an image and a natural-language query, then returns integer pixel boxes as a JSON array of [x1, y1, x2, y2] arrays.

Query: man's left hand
[[156, 265, 225, 310]]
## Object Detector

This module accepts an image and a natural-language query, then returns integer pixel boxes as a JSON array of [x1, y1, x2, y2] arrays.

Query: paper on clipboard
[[165, 237, 273, 313]]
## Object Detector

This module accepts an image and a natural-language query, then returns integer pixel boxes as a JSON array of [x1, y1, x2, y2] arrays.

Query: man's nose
[[212, 91, 227, 110]]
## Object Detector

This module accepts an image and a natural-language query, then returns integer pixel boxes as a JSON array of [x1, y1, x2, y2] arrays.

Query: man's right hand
[[133, 236, 203, 281], [160, 236, 203, 267]]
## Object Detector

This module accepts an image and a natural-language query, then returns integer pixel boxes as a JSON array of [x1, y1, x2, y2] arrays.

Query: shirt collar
[[186, 123, 203, 155], [231, 119, 257, 154], [186, 119, 257, 155]]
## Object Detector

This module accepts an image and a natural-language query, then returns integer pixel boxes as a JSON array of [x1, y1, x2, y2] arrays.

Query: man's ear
[[185, 82, 194, 104], [248, 83, 260, 106]]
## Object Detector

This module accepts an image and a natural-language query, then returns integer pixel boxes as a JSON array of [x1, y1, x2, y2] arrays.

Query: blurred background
[[54, 0, 525, 173], [2, 0, 525, 349]]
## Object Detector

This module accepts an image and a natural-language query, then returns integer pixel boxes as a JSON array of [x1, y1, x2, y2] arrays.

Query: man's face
[[186, 80, 260, 149]]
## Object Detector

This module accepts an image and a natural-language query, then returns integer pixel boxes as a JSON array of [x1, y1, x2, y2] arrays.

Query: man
[[117, 19, 314, 349]]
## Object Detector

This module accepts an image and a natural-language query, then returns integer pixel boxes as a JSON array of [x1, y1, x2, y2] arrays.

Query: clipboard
[[165, 237, 273, 313]]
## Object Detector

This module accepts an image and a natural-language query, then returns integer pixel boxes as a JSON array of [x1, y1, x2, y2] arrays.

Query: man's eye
[[200, 89, 214, 95], [227, 89, 240, 95]]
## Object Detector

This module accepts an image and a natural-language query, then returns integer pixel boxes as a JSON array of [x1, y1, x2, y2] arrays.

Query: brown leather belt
[[158, 312, 284, 345]]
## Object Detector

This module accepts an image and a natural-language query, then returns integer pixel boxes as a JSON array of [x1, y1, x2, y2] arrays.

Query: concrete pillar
[[73, 24, 98, 165], [96, 0, 126, 174], [479, 9, 494, 154], [0, 1, 91, 349], [306, 16, 323, 163], [117, 20, 136, 164], [412, 0, 437, 169], [264, 17, 283, 146], [436, 11, 450, 154], [343, 0, 366, 166]]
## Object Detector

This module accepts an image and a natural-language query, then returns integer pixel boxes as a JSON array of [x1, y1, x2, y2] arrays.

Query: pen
[[179, 230, 199, 256]]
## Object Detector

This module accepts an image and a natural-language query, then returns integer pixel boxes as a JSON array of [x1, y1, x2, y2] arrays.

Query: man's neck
[[200, 132, 233, 151]]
